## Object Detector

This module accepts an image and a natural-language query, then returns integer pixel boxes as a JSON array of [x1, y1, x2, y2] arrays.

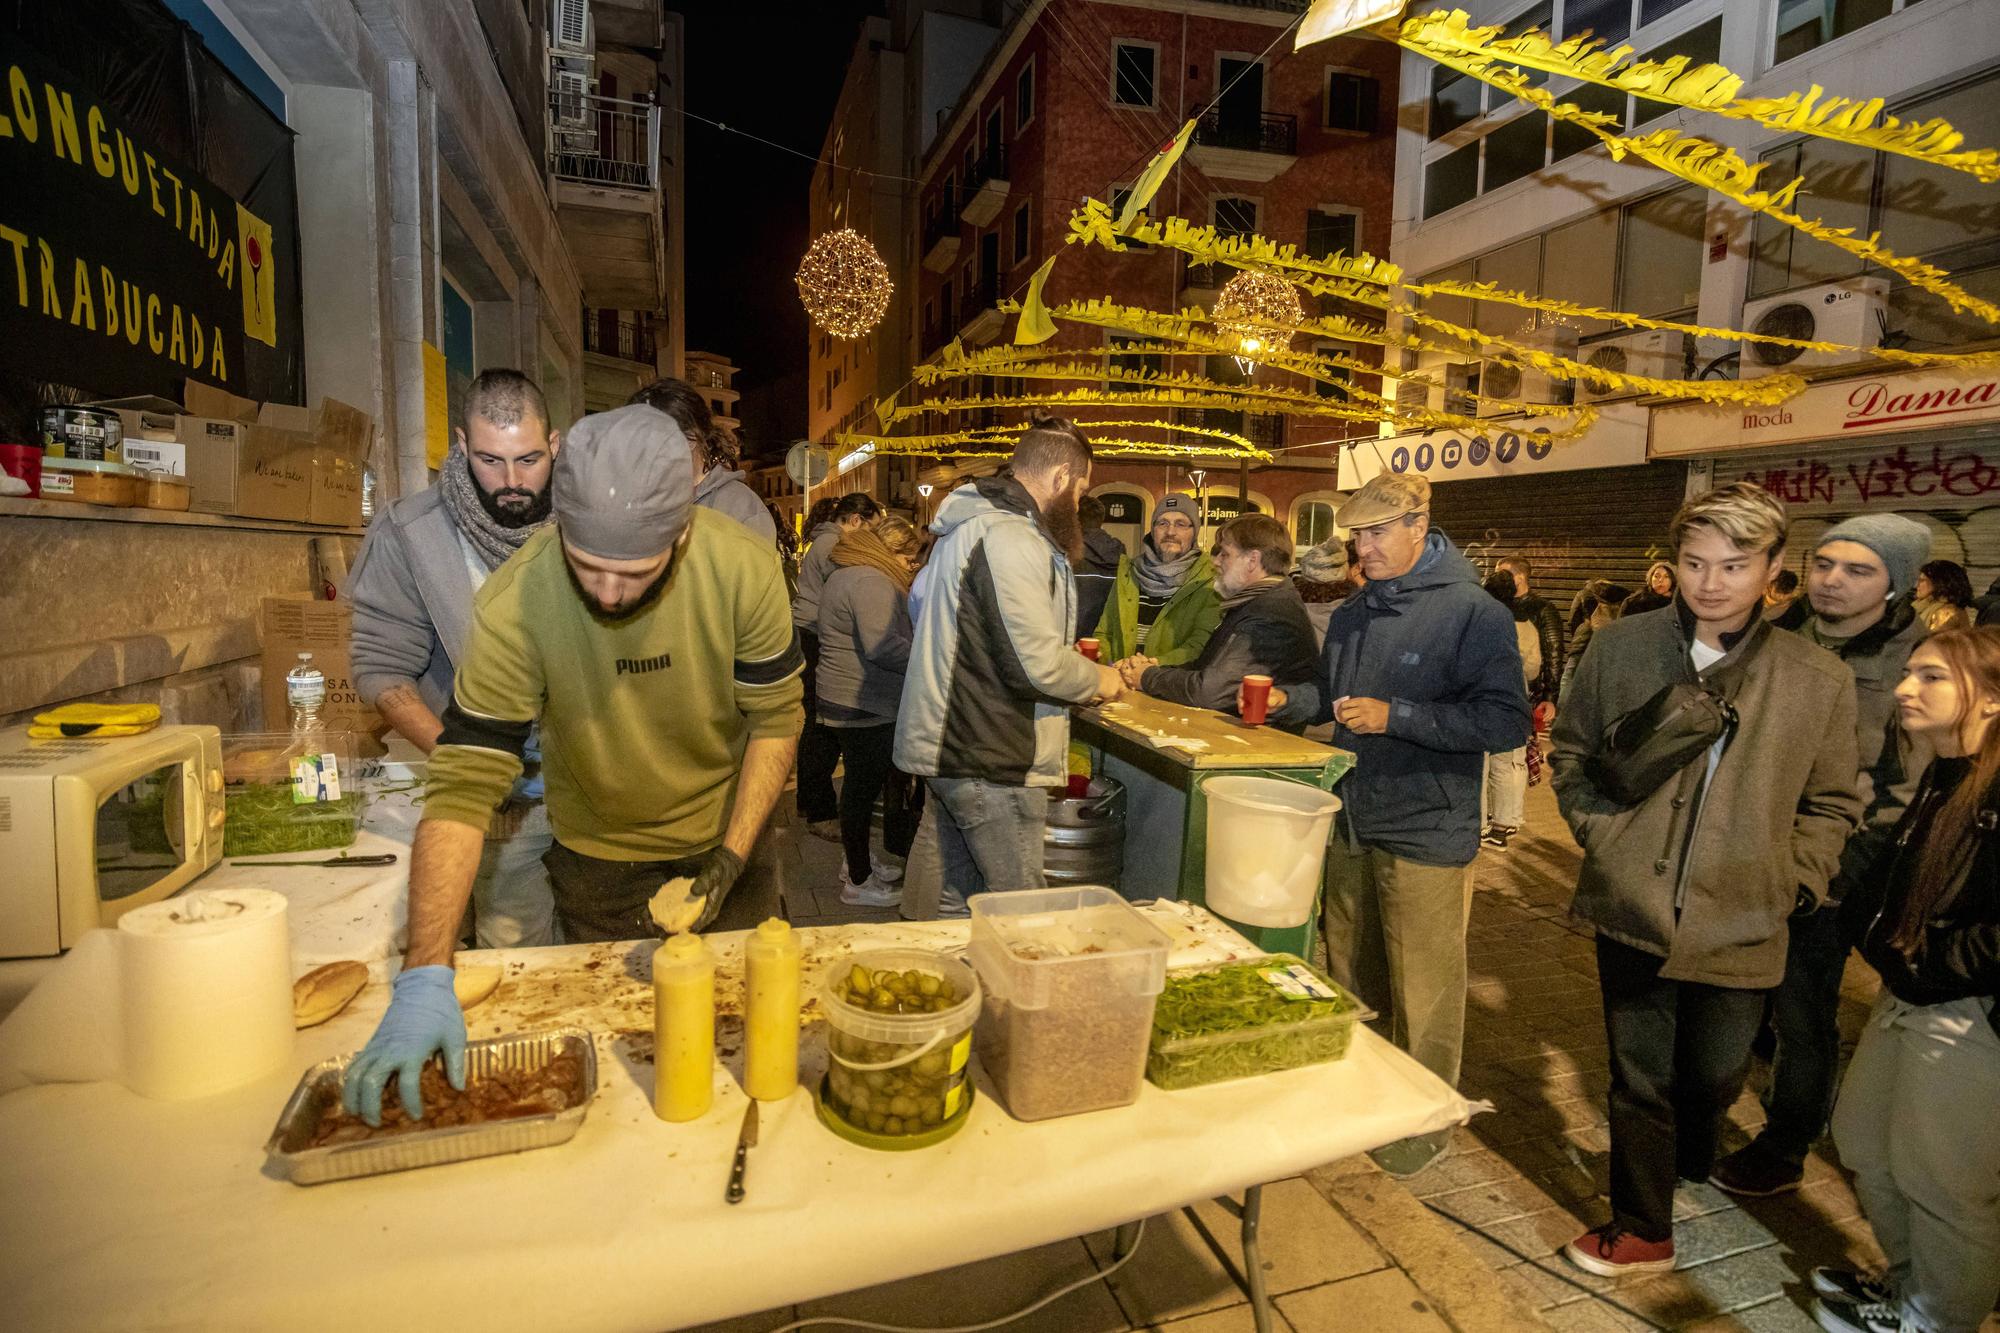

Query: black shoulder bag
[[1584, 629, 1765, 807]]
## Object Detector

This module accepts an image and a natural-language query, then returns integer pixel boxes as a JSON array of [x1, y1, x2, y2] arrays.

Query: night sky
[[676, 0, 886, 463]]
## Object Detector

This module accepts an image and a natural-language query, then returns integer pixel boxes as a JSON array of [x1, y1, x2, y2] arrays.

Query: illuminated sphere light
[[1214, 271, 1305, 358], [794, 228, 893, 339]]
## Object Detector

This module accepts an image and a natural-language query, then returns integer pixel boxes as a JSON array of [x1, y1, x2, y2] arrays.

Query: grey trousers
[[924, 777, 1048, 897], [1832, 994, 2000, 1333], [1323, 838, 1471, 1090]]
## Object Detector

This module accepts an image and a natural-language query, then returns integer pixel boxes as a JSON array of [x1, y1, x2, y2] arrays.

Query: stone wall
[[0, 510, 360, 731]]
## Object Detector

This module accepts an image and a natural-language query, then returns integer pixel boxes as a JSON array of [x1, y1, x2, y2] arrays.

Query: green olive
[[913, 1052, 946, 1077], [920, 1103, 943, 1126], [888, 1095, 918, 1118]]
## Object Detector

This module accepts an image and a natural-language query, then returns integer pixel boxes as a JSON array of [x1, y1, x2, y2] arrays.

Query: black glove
[[1791, 887, 1818, 918], [690, 846, 746, 932]]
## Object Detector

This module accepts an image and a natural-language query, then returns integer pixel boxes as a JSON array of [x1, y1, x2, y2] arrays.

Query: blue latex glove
[[340, 965, 467, 1126]]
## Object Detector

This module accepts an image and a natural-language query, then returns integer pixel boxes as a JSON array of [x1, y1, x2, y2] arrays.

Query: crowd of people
[[336, 376, 1992, 1330]]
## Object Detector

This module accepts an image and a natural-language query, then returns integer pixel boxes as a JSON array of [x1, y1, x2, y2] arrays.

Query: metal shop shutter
[[1427, 461, 1691, 613], [1708, 430, 2000, 587]]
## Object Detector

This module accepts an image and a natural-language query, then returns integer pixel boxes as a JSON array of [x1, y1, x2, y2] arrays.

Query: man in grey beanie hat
[[341, 404, 806, 1127], [1712, 511, 1931, 1198], [1094, 491, 1221, 668]]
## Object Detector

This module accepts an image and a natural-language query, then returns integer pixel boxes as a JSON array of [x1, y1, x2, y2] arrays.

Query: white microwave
[[0, 724, 226, 958]]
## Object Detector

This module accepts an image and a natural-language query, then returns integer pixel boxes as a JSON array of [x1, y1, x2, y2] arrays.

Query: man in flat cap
[[343, 403, 804, 1125], [1256, 471, 1529, 1177]]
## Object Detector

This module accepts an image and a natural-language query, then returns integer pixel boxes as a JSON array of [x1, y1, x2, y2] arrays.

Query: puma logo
[[615, 654, 672, 676]]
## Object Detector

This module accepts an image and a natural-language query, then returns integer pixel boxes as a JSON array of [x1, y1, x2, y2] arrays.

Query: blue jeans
[[470, 799, 559, 948], [924, 777, 1048, 897], [1750, 904, 1848, 1166]]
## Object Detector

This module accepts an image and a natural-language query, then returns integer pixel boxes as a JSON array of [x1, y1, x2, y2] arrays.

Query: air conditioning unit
[[1740, 276, 1890, 378], [1443, 361, 1481, 417], [551, 0, 593, 55], [1477, 326, 1578, 418], [551, 67, 592, 126], [1576, 330, 1692, 404]]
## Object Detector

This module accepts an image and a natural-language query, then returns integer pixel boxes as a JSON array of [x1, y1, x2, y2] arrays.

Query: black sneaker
[[1809, 1268, 1895, 1306], [1480, 824, 1517, 848], [1812, 1294, 1904, 1333], [1709, 1144, 1804, 1197]]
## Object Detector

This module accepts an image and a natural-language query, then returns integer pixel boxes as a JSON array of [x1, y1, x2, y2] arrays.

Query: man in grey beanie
[[1712, 512, 1931, 1198], [341, 403, 805, 1126]]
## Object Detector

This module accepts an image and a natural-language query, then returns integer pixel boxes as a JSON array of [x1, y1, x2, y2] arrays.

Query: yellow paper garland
[[1394, 9, 2000, 183]]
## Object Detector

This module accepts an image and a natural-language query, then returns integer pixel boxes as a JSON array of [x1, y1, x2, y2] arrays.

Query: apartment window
[[1311, 341, 1354, 400], [1294, 500, 1338, 546], [1423, 144, 1478, 219], [1306, 208, 1359, 259], [1017, 58, 1036, 131], [1112, 41, 1158, 108], [923, 299, 934, 334], [1106, 333, 1160, 393], [1751, 70, 2000, 308], [1420, 0, 1721, 218], [1323, 71, 1379, 133], [1108, 186, 1151, 248], [1214, 196, 1259, 238], [1774, 0, 1918, 65], [1621, 185, 1706, 316], [1012, 202, 1031, 265]]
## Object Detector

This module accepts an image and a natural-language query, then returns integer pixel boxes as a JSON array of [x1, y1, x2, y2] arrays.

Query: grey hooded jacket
[[348, 485, 478, 714], [792, 522, 841, 630], [694, 466, 777, 545], [815, 564, 912, 726], [895, 476, 1099, 787]]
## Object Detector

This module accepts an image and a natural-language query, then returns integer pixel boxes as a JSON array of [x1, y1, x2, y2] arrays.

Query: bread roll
[[293, 960, 368, 1028], [454, 963, 503, 1010]]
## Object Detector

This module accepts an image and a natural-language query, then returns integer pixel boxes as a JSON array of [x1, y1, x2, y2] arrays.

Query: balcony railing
[[1194, 108, 1298, 156], [583, 313, 657, 364], [962, 143, 1008, 197], [923, 208, 960, 254], [548, 90, 661, 189], [961, 275, 999, 324]]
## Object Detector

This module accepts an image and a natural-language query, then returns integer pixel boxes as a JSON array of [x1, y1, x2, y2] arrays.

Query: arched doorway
[[1289, 490, 1349, 559]]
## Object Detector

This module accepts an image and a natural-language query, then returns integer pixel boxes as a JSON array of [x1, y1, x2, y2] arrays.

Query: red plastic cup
[[0, 443, 42, 498], [1240, 674, 1273, 726], [1066, 774, 1091, 799], [1077, 638, 1100, 661]]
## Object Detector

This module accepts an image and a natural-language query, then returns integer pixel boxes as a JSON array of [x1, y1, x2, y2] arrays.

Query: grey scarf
[[1220, 574, 1284, 612], [439, 443, 547, 570], [1135, 536, 1200, 599]]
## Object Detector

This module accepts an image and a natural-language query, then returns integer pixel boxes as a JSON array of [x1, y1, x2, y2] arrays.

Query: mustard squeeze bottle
[[743, 918, 801, 1100], [653, 934, 715, 1122]]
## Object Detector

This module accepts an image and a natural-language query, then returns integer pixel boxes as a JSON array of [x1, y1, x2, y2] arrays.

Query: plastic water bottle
[[285, 653, 332, 803]]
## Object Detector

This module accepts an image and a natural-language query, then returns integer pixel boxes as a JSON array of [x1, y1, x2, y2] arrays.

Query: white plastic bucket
[[1202, 776, 1342, 928]]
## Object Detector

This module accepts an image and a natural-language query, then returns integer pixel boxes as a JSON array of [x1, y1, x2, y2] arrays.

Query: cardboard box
[[259, 594, 386, 752]]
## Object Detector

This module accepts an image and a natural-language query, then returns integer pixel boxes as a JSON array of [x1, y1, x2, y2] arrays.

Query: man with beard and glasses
[[342, 403, 804, 1125], [1094, 493, 1221, 675], [896, 416, 1126, 897], [350, 368, 564, 947]]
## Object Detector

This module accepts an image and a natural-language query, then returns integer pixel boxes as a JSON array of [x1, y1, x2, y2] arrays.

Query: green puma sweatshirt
[[424, 510, 805, 859]]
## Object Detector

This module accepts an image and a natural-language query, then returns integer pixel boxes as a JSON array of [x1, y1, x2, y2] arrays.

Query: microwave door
[[93, 759, 193, 904]]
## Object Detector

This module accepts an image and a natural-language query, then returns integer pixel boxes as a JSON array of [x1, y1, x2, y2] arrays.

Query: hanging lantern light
[[795, 228, 893, 339], [1214, 271, 1305, 374]]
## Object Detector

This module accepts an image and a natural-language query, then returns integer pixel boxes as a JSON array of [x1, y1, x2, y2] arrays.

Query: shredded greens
[[222, 780, 363, 857], [1147, 954, 1360, 1090]]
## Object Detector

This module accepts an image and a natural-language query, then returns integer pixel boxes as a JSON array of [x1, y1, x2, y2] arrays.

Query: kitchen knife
[[725, 1099, 759, 1205]]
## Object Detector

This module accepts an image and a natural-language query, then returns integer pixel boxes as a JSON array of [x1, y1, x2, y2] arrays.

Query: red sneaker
[[1564, 1223, 1675, 1276]]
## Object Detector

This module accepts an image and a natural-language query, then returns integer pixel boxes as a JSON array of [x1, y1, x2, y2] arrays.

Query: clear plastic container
[[220, 730, 370, 857], [968, 886, 1170, 1121], [819, 948, 980, 1148], [1146, 954, 1371, 1091]]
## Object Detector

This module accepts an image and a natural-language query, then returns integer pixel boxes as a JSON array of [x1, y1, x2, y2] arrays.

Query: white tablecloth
[[0, 907, 1477, 1332]]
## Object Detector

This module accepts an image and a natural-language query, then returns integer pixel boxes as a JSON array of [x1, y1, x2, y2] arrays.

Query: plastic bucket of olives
[[817, 948, 982, 1150]]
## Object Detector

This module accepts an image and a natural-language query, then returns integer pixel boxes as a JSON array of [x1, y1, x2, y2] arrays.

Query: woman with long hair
[[815, 514, 926, 906], [1619, 561, 1677, 618], [1817, 628, 2000, 1333], [1913, 559, 1974, 634]]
